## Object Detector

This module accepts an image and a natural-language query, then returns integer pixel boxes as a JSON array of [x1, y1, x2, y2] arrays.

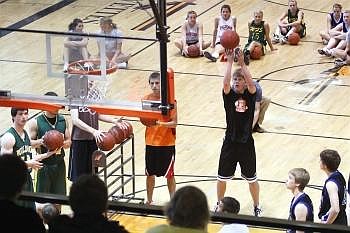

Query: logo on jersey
[[235, 98, 248, 112], [78, 106, 97, 115]]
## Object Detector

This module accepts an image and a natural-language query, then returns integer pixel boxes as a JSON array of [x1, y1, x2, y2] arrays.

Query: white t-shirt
[[215, 16, 234, 44], [97, 28, 123, 54], [218, 224, 249, 233]]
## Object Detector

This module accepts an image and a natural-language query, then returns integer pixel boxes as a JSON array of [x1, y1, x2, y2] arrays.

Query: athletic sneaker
[[204, 51, 217, 62], [244, 54, 250, 65], [63, 63, 68, 72], [83, 62, 94, 70], [253, 124, 265, 133], [317, 48, 326, 55], [117, 62, 128, 69], [233, 47, 240, 62], [272, 33, 280, 44], [213, 202, 220, 212], [279, 36, 287, 44], [334, 60, 347, 68], [254, 205, 263, 217]]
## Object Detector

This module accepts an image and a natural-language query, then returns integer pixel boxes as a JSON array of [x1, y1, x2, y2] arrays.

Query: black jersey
[[223, 88, 256, 143], [319, 170, 347, 225], [287, 193, 314, 233], [330, 12, 343, 29]]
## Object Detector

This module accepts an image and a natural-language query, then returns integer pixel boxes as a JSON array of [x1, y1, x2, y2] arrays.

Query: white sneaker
[[279, 36, 287, 44], [63, 64, 68, 72], [254, 205, 263, 217], [83, 62, 94, 70], [272, 33, 280, 44], [117, 62, 128, 69]]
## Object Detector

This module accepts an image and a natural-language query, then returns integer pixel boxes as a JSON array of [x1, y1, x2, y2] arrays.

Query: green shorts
[[36, 157, 66, 196]]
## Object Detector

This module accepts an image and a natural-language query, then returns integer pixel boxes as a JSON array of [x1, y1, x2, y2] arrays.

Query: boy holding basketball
[[204, 4, 237, 62], [142, 72, 177, 205], [1, 108, 54, 210], [27, 92, 71, 214], [216, 48, 261, 216]]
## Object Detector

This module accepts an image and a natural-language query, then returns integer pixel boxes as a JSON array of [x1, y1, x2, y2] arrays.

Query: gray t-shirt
[[72, 107, 99, 140], [255, 81, 262, 102]]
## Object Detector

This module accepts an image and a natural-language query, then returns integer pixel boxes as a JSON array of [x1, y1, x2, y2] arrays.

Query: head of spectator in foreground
[[69, 175, 108, 215], [164, 186, 209, 230], [42, 203, 60, 224], [217, 196, 240, 214], [0, 154, 27, 200]]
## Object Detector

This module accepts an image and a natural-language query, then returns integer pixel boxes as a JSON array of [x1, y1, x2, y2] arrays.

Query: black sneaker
[[233, 47, 240, 62], [254, 205, 263, 217], [244, 53, 250, 65], [253, 124, 265, 133], [317, 48, 326, 55], [204, 51, 217, 62]]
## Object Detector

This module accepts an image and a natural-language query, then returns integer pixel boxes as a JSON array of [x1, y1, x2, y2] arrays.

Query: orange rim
[[67, 59, 117, 75]]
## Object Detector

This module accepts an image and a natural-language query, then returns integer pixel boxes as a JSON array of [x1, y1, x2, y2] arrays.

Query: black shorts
[[145, 145, 175, 178], [186, 40, 199, 45], [68, 140, 98, 182], [217, 137, 257, 182]]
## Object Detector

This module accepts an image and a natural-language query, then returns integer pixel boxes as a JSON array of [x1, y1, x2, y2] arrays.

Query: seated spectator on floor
[[174, 10, 210, 57], [217, 197, 249, 233], [146, 186, 209, 233], [317, 10, 349, 58], [0, 154, 46, 233], [319, 3, 343, 45], [49, 174, 129, 233], [272, 0, 306, 44]]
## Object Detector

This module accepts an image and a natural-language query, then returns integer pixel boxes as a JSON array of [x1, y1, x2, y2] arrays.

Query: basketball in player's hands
[[122, 121, 133, 138], [288, 32, 300, 45], [97, 132, 116, 151], [109, 126, 125, 144], [43, 130, 64, 151], [250, 47, 262, 60], [140, 118, 157, 127], [187, 45, 200, 58], [220, 30, 240, 49]]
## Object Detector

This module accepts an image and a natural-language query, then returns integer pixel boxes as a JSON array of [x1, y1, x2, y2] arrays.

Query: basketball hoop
[[65, 59, 117, 107], [67, 59, 117, 76]]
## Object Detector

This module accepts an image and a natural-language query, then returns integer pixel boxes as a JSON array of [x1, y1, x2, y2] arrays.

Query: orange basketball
[[97, 132, 116, 151], [140, 118, 157, 127], [43, 130, 64, 151], [108, 125, 125, 144], [288, 32, 300, 45], [187, 45, 200, 57], [250, 47, 262, 60], [220, 30, 240, 49], [122, 121, 133, 138]]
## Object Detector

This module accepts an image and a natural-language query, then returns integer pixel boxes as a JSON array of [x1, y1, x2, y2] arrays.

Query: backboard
[[0, 26, 174, 120]]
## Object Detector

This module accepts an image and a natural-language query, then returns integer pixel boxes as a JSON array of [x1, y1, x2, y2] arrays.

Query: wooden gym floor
[[1, 0, 350, 232]]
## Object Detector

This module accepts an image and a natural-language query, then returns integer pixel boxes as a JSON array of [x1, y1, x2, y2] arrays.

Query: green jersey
[[247, 20, 266, 46], [36, 114, 66, 164], [7, 127, 35, 209]]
